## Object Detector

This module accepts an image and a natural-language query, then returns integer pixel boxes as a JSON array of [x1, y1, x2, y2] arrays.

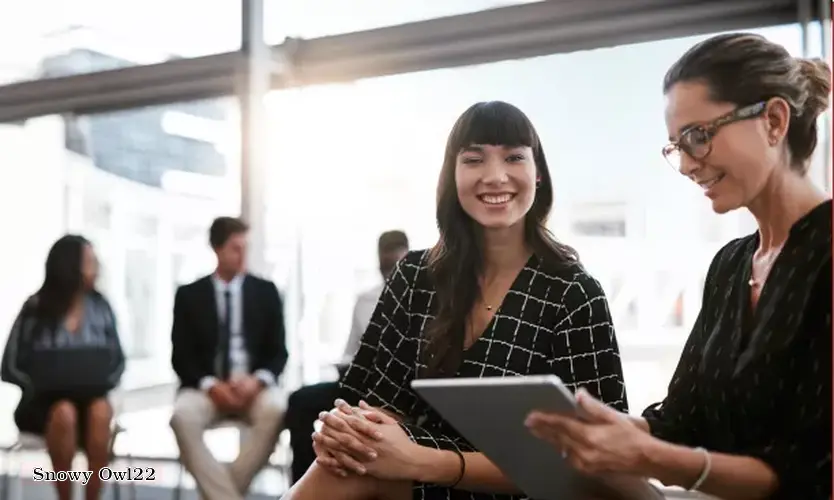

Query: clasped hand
[[525, 388, 654, 476], [312, 399, 416, 480], [208, 376, 263, 414]]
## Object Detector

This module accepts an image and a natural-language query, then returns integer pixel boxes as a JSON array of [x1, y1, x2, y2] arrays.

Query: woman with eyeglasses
[[525, 33, 831, 500]]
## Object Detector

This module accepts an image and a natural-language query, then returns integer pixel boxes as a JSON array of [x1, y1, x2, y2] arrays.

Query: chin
[[709, 196, 742, 215], [473, 216, 525, 232], [481, 225, 517, 233]]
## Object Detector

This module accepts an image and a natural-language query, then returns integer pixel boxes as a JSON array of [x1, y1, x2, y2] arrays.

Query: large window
[[0, 0, 241, 84], [68, 99, 241, 380], [266, 24, 822, 412]]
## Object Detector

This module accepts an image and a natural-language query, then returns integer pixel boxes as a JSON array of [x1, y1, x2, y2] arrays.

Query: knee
[[47, 400, 78, 433], [257, 397, 285, 427], [169, 403, 201, 435], [287, 462, 379, 500], [86, 398, 113, 429]]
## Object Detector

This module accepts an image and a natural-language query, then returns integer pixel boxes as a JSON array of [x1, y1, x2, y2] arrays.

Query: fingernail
[[334, 398, 346, 406], [374, 431, 384, 440], [369, 451, 377, 459], [340, 470, 347, 477], [357, 466, 366, 475], [319, 411, 327, 419]]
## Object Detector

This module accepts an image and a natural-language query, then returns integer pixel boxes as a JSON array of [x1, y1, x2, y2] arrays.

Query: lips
[[477, 193, 515, 205], [697, 174, 725, 190]]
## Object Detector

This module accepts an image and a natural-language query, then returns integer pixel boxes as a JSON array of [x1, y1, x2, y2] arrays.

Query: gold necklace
[[748, 245, 784, 287]]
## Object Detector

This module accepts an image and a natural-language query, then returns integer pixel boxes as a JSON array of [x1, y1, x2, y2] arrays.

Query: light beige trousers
[[170, 387, 285, 500]]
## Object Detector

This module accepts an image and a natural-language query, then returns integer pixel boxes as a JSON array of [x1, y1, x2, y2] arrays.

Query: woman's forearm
[[410, 447, 521, 494], [642, 438, 778, 499], [627, 414, 650, 433]]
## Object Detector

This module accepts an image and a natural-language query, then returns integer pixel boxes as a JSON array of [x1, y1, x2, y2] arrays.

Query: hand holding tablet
[[525, 387, 656, 478], [412, 376, 665, 500]]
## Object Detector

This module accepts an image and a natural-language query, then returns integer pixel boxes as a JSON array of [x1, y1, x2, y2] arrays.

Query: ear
[[764, 97, 791, 145]]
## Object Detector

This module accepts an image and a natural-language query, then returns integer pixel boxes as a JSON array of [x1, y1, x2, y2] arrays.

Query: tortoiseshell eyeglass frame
[[662, 101, 768, 169]]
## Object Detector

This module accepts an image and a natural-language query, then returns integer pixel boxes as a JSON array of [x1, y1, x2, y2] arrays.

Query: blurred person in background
[[341, 230, 411, 366], [526, 33, 832, 500], [1, 234, 125, 500], [284, 230, 410, 484], [169, 216, 287, 500]]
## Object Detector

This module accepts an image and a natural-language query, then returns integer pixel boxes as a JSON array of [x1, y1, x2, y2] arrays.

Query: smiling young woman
[[281, 101, 629, 500]]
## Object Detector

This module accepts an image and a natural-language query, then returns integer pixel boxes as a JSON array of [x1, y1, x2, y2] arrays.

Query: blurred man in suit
[[170, 217, 287, 500], [283, 230, 409, 484]]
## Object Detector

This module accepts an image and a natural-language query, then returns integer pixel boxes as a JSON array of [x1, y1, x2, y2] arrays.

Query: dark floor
[[1, 478, 279, 499]]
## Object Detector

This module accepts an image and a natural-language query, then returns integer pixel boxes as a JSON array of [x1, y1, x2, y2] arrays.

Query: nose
[[482, 157, 509, 185], [678, 150, 702, 177]]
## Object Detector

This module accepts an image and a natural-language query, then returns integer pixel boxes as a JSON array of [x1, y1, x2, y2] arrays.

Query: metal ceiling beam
[[0, 0, 804, 121], [285, 0, 798, 85], [0, 52, 241, 120]]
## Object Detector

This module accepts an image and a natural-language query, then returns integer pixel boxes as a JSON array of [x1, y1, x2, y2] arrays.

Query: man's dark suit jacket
[[171, 274, 288, 389]]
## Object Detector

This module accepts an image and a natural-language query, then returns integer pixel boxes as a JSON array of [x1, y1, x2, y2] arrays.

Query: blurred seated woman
[[525, 33, 832, 500], [283, 101, 629, 500], [1, 235, 125, 500]]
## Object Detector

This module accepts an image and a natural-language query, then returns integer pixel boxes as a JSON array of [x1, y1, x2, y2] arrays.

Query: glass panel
[[266, 25, 812, 413], [805, 21, 833, 194], [265, 0, 544, 42], [0, 99, 241, 474], [0, 0, 241, 84]]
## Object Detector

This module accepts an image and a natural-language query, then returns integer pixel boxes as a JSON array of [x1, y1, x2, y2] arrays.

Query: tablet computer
[[411, 375, 666, 500]]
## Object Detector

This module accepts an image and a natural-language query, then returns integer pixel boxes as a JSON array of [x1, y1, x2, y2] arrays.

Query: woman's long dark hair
[[33, 234, 92, 327], [421, 101, 578, 377]]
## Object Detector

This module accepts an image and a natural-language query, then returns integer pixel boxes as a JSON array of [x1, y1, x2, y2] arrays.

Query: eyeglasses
[[662, 101, 767, 171]]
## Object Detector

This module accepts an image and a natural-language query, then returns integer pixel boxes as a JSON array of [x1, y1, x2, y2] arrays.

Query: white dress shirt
[[199, 274, 275, 391], [340, 282, 385, 364]]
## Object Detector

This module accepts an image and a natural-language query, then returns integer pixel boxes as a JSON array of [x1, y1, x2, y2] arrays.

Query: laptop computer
[[27, 347, 117, 394]]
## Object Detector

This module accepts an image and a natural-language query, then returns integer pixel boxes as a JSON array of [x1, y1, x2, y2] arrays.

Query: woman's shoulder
[[401, 249, 431, 268], [86, 291, 116, 319], [532, 256, 609, 310], [706, 234, 756, 280], [535, 255, 604, 289], [87, 290, 112, 307], [19, 294, 39, 316], [392, 249, 432, 288]]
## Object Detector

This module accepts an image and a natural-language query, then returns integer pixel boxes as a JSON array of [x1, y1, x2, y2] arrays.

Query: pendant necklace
[[748, 245, 784, 287]]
